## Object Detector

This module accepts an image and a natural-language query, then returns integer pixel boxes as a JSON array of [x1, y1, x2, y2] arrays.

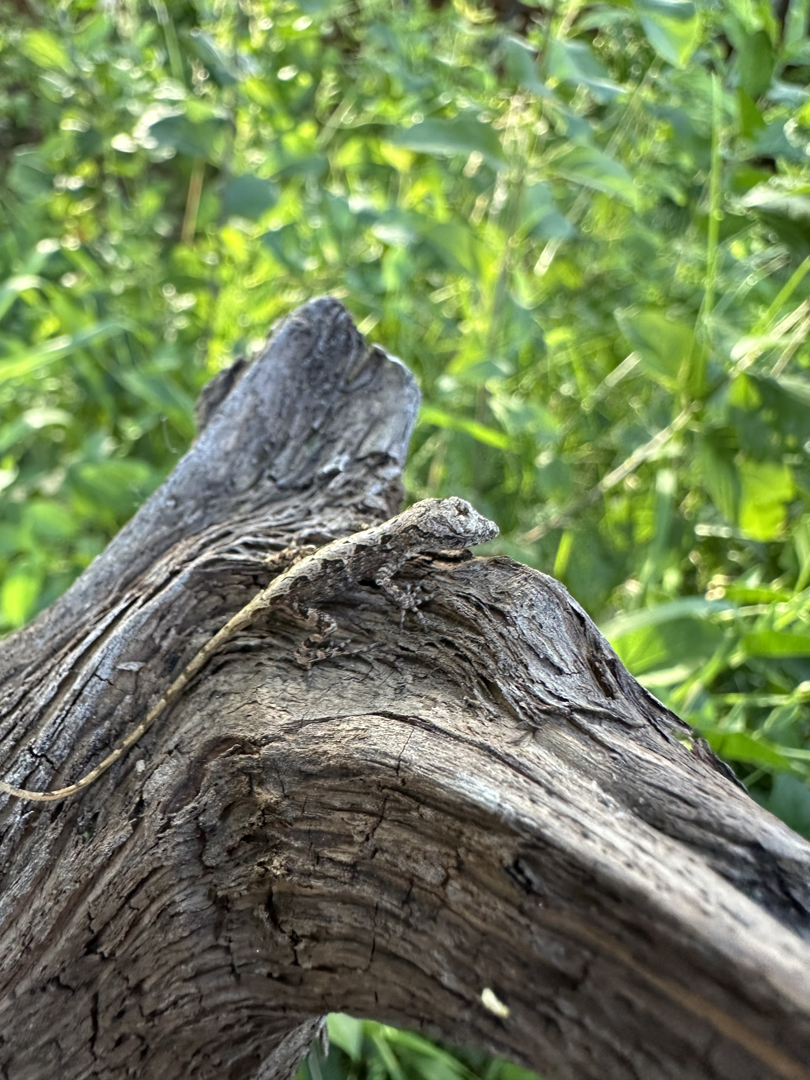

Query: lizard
[[0, 497, 498, 804]]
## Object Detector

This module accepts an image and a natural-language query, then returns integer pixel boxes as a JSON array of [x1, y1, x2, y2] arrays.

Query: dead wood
[[0, 298, 808, 1080]]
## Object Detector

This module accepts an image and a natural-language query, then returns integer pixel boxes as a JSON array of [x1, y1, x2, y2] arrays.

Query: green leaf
[[272, 154, 328, 181], [74, 12, 111, 51], [741, 185, 810, 255], [775, 374, 810, 411], [22, 406, 74, 430], [752, 120, 810, 166], [371, 1033, 408, 1080], [796, 517, 810, 591], [722, 583, 792, 604], [260, 224, 307, 271], [736, 89, 766, 139], [489, 394, 558, 441], [0, 275, 44, 323], [223, 175, 279, 221], [24, 501, 76, 542], [520, 183, 575, 241], [424, 221, 480, 276], [742, 631, 810, 658], [735, 30, 775, 100], [1, 567, 41, 628], [696, 441, 740, 523], [419, 406, 510, 449], [0, 407, 72, 458], [117, 370, 195, 435], [326, 1015, 364, 1063], [702, 731, 798, 773], [184, 28, 240, 86], [604, 601, 726, 676], [380, 1029, 476, 1080], [21, 29, 74, 72], [547, 39, 623, 102], [7, 148, 52, 199], [68, 459, 157, 516], [616, 308, 696, 387], [763, 774, 810, 839], [634, 0, 700, 67], [373, 214, 417, 248], [550, 145, 638, 207], [501, 36, 552, 99], [144, 106, 229, 160], [0, 322, 122, 384], [738, 459, 794, 541], [381, 247, 414, 291], [387, 117, 505, 170], [602, 597, 731, 638]]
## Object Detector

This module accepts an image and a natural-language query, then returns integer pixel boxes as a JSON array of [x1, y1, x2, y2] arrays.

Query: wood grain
[[0, 299, 808, 1080]]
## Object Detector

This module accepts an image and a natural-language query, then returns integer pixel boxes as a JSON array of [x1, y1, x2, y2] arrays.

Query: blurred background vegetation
[[2, 0, 810, 1075]]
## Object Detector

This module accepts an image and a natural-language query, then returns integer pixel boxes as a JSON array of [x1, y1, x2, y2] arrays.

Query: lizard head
[[396, 497, 499, 553]]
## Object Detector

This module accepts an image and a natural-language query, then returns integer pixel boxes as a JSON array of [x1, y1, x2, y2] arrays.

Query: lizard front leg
[[375, 558, 435, 629]]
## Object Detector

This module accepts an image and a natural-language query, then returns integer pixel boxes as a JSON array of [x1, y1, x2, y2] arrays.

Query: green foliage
[[298, 1015, 540, 1080], [3, 1, 810, 1075], [1, 0, 810, 956]]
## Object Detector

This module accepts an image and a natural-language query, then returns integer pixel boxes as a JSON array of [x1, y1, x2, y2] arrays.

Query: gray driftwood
[[1, 298, 809, 1080]]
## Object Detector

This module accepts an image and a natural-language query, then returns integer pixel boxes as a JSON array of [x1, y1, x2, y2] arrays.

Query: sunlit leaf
[[68, 459, 158, 517], [775, 374, 810, 410], [420, 407, 510, 449], [742, 631, 810, 658], [1, 567, 41, 628], [326, 1015, 363, 1063], [615, 308, 697, 387], [21, 29, 74, 72], [184, 28, 240, 86], [142, 105, 229, 160], [387, 117, 505, 170], [74, 12, 111, 51], [519, 184, 575, 241], [424, 221, 480, 276], [738, 460, 794, 541], [0, 276, 44, 323], [7, 148, 52, 199], [260, 224, 307, 271], [0, 323, 122, 384], [702, 731, 799, 773], [633, 0, 700, 67], [501, 36, 552, 99], [549, 145, 638, 206], [696, 441, 740, 524], [547, 39, 623, 102], [24, 501, 76, 541], [605, 600, 726, 676], [740, 184, 810, 254]]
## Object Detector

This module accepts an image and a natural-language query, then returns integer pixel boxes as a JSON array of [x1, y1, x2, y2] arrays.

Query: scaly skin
[[0, 498, 498, 803]]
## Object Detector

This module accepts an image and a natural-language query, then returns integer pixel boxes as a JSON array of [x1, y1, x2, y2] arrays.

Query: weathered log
[[1, 298, 808, 1080]]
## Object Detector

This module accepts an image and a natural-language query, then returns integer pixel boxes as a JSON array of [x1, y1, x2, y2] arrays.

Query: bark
[[0, 297, 809, 1080]]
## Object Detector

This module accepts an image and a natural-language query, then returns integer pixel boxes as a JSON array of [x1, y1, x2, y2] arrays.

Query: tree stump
[[1, 298, 809, 1080]]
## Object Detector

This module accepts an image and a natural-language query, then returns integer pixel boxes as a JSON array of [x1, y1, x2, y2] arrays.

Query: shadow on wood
[[1, 298, 809, 1080]]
